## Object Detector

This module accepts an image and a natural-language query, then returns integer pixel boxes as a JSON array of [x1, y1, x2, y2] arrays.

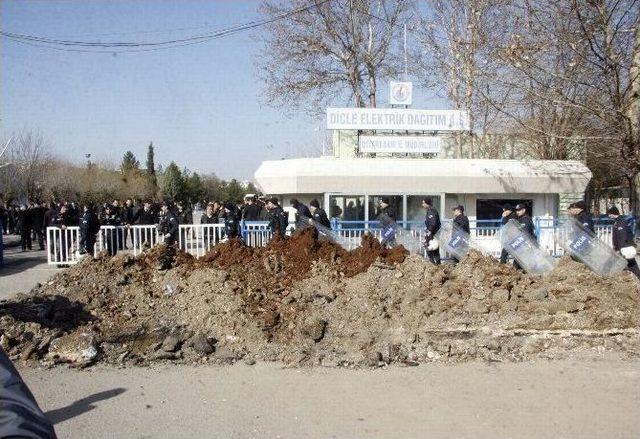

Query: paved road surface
[[19, 357, 640, 439]]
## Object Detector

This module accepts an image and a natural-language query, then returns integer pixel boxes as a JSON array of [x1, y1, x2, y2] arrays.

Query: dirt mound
[[1, 233, 638, 368]]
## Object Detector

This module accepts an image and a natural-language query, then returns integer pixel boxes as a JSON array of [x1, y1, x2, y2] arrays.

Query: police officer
[[50, 204, 75, 264], [309, 199, 330, 228], [101, 204, 122, 256], [266, 198, 288, 236], [376, 197, 397, 247], [242, 196, 261, 221], [17, 205, 32, 252], [607, 206, 640, 280], [157, 200, 179, 271], [513, 203, 536, 270], [452, 205, 470, 233], [79, 203, 100, 257], [134, 201, 158, 225], [450, 205, 470, 263], [289, 198, 312, 228], [499, 204, 516, 264], [377, 197, 396, 221], [223, 202, 240, 239], [422, 198, 441, 265], [570, 200, 595, 233]]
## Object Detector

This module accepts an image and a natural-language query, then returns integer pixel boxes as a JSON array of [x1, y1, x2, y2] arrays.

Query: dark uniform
[[612, 215, 640, 279], [224, 206, 241, 239], [269, 205, 288, 236], [424, 207, 441, 265], [377, 206, 397, 248], [79, 208, 101, 256], [101, 210, 122, 256], [453, 213, 470, 234], [157, 208, 179, 271], [122, 204, 136, 248], [201, 211, 219, 246], [242, 203, 261, 221], [575, 211, 595, 233], [31, 204, 47, 250], [311, 207, 331, 229], [135, 207, 157, 225], [17, 208, 32, 251]]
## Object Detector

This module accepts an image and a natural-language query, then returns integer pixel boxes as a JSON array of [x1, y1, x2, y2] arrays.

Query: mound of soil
[[1, 228, 638, 368]]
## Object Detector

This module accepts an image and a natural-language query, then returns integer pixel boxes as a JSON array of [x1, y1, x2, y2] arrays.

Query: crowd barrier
[[45, 218, 625, 266]]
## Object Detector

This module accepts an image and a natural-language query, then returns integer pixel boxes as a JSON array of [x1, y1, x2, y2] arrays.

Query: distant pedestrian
[[422, 198, 441, 265]]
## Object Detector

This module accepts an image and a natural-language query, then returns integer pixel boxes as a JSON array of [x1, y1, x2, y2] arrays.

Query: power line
[[0, 0, 332, 53]]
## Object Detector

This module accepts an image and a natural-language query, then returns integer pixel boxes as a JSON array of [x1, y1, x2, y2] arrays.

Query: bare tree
[[257, 0, 412, 112], [485, 0, 639, 209], [0, 130, 51, 201]]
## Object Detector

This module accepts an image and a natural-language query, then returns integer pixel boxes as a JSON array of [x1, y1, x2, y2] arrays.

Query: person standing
[[607, 206, 640, 280], [101, 205, 121, 256], [309, 199, 331, 228], [513, 203, 536, 270], [79, 203, 100, 257], [17, 205, 32, 252], [266, 198, 288, 236], [289, 198, 312, 228], [201, 202, 219, 247], [122, 198, 136, 249], [242, 196, 261, 221], [134, 201, 157, 225], [157, 201, 179, 271], [570, 200, 595, 233], [499, 204, 516, 264], [451, 205, 469, 263], [422, 198, 441, 265], [223, 202, 240, 239]]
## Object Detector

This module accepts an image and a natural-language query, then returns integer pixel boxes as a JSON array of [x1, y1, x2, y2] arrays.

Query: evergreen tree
[[146, 142, 157, 185], [224, 179, 245, 202], [121, 150, 140, 173], [160, 161, 184, 200]]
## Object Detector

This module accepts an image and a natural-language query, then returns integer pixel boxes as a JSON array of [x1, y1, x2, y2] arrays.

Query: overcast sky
[[1, 0, 442, 180]]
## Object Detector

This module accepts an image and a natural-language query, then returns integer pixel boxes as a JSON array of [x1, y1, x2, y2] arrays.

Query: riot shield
[[435, 221, 471, 261], [500, 219, 555, 275], [377, 214, 423, 254], [560, 217, 626, 276]]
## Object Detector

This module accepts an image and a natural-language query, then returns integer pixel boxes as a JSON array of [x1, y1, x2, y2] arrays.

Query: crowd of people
[[2, 194, 637, 278]]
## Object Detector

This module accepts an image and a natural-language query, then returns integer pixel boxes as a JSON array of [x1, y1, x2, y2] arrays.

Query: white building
[[254, 106, 592, 224]]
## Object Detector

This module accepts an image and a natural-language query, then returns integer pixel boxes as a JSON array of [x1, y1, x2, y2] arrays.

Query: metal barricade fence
[[46, 226, 82, 265], [179, 224, 225, 257], [46, 218, 620, 265], [131, 225, 162, 256], [242, 221, 273, 247]]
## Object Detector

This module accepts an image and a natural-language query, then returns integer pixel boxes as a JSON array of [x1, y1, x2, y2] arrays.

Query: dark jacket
[[0, 348, 57, 439], [31, 206, 47, 231], [293, 203, 312, 224], [575, 211, 595, 233], [311, 207, 331, 229], [612, 216, 635, 251], [50, 212, 75, 228], [516, 214, 536, 240], [158, 210, 179, 242], [44, 207, 57, 228], [453, 214, 470, 234], [79, 210, 100, 239], [200, 212, 218, 225], [268, 206, 288, 235], [424, 207, 441, 236], [377, 206, 396, 223], [122, 205, 136, 225], [242, 203, 261, 221], [101, 213, 121, 227], [501, 211, 516, 226], [135, 208, 157, 225], [224, 209, 240, 239]]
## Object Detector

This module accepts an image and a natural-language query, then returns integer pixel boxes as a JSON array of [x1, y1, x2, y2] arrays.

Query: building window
[[329, 195, 365, 223], [368, 195, 403, 223], [476, 199, 533, 223]]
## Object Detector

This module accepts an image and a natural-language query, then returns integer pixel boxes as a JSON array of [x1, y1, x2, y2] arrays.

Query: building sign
[[359, 135, 442, 154], [389, 81, 412, 106], [327, 108, 469, 131]]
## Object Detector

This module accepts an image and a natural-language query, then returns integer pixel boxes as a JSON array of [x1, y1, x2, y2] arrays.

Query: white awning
[[254, 157, 591, 195]]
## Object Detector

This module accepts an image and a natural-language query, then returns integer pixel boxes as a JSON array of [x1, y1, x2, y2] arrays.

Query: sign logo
[[389, 81, 412, 106]]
